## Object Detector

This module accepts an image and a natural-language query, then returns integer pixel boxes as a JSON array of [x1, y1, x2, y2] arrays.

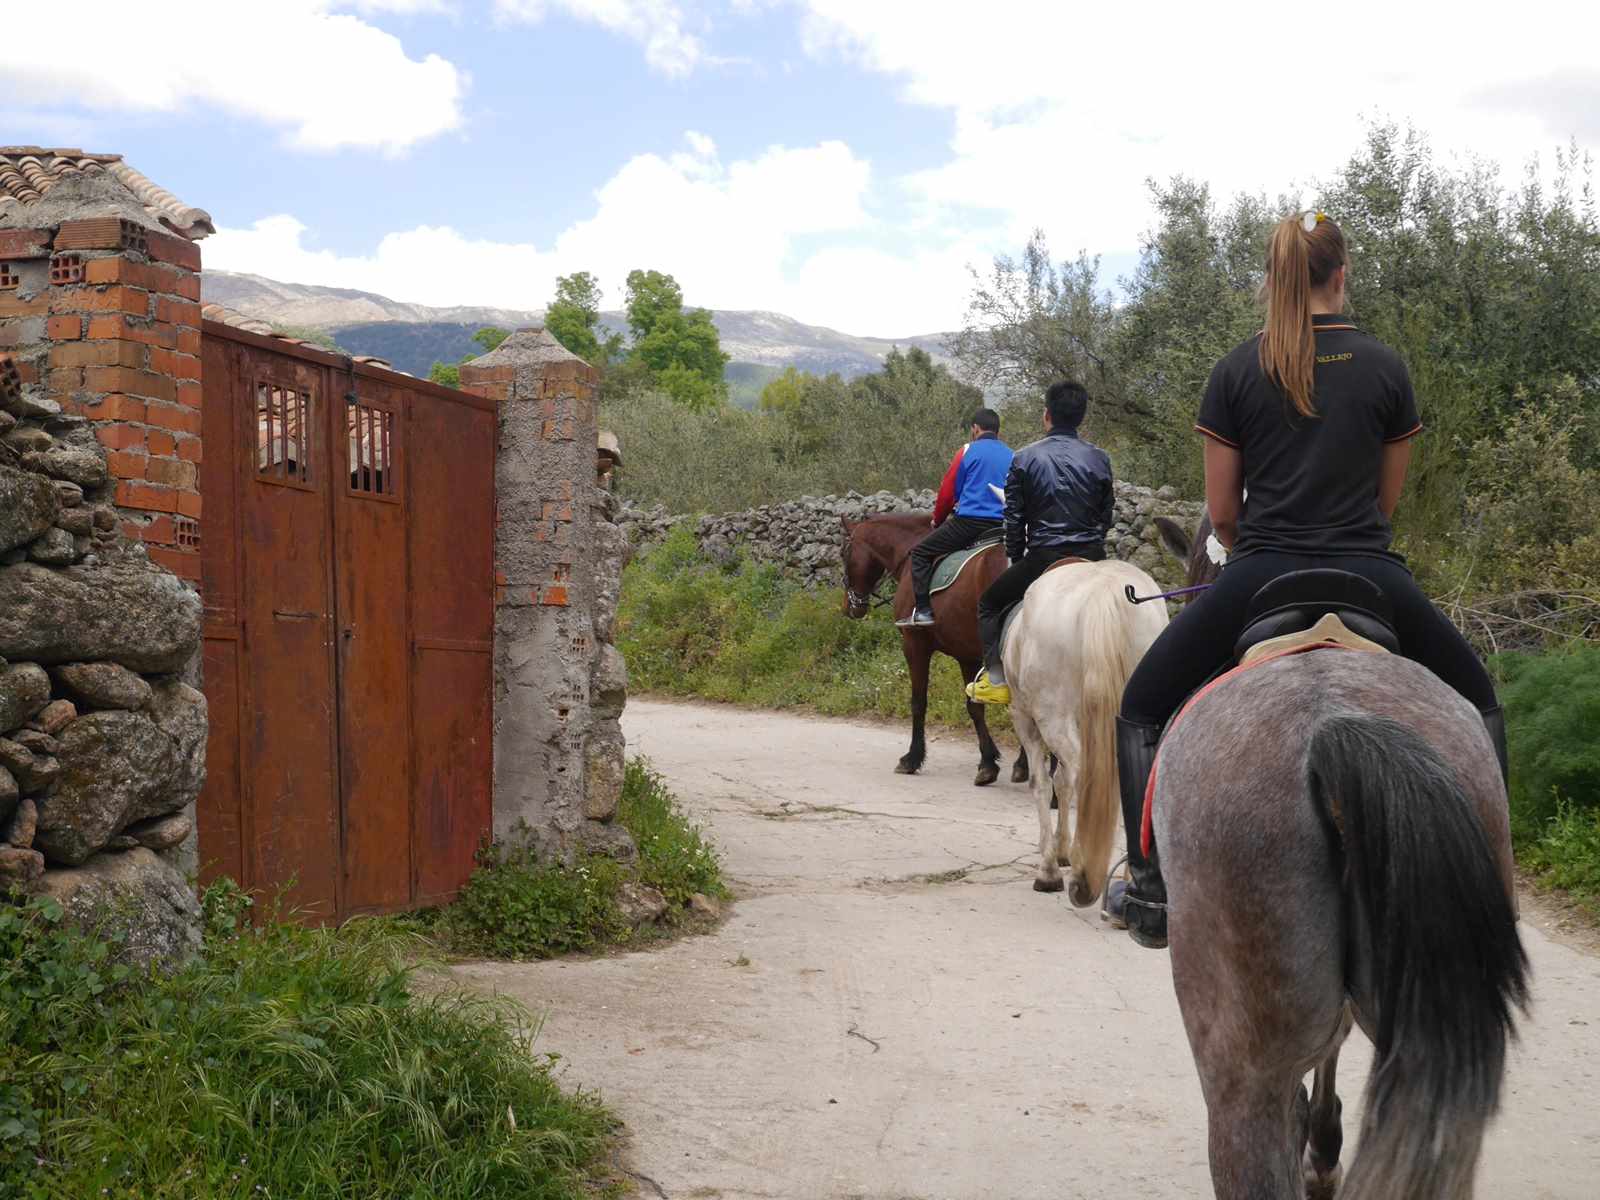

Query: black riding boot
[[1117, 717, 1167, 949], [1482, 705, 1509, 791]]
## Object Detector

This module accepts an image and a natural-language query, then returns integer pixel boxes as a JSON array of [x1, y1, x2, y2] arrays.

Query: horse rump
[[1305, 713, 1528, 1200]]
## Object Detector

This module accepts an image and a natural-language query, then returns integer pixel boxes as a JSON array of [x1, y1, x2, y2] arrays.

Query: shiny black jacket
[[1003, 429, 1115, 560]]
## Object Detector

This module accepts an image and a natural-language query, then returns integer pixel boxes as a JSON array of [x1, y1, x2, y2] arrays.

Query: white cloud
[[493, 0, 703, 77], [795, 0, 1600, 256], [0, 1, 464, 154], [206, 133, 907, 328]]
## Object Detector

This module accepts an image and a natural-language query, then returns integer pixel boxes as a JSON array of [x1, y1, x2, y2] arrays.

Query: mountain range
[[202, 271, 954, 399]]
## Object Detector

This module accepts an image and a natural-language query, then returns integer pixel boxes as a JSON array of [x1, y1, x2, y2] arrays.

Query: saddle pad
[[1240, 612, 1392, 665], [929, 538, 1004, 595], [1141, 640, 1362, 857]]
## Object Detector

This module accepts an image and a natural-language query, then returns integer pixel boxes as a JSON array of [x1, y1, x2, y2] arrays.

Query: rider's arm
[[1003, 460, 1025, 562], [1204, 439, 1244, 550], [1377, 439, 1412, 519], [931, 445, 964, 527]]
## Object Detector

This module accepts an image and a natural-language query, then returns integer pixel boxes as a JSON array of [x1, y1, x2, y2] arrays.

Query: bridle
[[844, 539, 913, 614]]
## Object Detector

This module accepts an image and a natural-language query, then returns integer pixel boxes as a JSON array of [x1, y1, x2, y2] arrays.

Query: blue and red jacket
[[932, 433, 1013, 524]]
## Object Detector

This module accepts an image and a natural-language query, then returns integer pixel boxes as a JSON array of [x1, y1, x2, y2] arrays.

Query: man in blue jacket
[[897, 408, 1014, 627], [968, 381, 1114, 703]]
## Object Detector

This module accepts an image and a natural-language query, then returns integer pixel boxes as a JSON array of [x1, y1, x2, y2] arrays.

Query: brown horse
[[840, 514, 1028, 786]]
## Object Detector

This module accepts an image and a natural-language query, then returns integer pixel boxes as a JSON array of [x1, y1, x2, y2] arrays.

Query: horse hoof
[[1033, 876, 1065, 893], [1303, 1162, 1343, 1200], [895, 760, 920, 775], [1067, 878, 1095, 909], [974, 763, 999, 787], [1011, 762, 1029, 784]]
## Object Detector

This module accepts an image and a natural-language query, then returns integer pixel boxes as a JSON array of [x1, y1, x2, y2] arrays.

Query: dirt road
[[456, 699, 1600, 1200]]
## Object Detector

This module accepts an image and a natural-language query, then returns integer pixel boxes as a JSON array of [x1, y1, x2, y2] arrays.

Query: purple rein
[[1124, 582, 1213, 605]]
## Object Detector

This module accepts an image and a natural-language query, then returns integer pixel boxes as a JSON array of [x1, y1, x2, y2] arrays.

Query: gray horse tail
[[1307, 713, 1528, 1200]]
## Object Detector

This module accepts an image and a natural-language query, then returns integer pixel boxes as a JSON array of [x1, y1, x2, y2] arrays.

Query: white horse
[[1004, 560, 1169, 903]]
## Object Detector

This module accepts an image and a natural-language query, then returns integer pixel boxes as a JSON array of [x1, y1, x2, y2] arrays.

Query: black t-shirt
[[1195, 314, 1422, 558]]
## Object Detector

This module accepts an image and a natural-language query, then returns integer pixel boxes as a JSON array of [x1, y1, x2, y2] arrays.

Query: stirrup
[[896, 607, 936, 628], [1123, 892, 1168, 950]]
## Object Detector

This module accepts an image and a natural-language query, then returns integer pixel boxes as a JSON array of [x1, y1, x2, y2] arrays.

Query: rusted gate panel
[[198, 323, 496, 921]]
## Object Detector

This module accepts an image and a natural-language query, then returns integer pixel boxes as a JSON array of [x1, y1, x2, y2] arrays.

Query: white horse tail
[[1065, 569, 1141, 906]]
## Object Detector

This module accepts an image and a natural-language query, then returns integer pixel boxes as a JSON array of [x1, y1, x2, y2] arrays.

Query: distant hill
[[203, 271, 954, 389]]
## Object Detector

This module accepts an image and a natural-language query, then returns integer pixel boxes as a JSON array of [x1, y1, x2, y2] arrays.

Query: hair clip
[[1301, 210, 1326, 232]]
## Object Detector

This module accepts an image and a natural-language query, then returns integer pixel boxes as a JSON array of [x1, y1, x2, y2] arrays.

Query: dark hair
[[1044, 381, 1088, 431], [1260, 213, 1348, 417], [969, 407, 1000, 434]]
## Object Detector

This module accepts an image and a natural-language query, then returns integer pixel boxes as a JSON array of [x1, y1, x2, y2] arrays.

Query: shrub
[[1496, 645, 1600, 843], [440, 848, 630, 961], [619, 758, 726, 906]]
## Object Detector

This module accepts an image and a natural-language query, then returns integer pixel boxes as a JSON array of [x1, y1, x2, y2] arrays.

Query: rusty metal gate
[[198, 322, 496, 921]]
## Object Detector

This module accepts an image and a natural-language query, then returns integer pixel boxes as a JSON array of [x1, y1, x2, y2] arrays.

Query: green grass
[[617, 526, 1004, 732], [0, 884, 617, 1200], [430, 754, 728, 961]]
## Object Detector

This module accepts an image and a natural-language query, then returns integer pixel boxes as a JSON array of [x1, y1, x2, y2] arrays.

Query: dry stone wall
[[619, 482, 1205, 588]]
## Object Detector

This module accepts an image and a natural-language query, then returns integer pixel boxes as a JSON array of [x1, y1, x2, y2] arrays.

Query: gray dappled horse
[[1150, 518, 1528, 1199]]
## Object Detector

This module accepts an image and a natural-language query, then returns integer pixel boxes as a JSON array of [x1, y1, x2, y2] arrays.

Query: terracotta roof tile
[[0, 147, 214, 239]]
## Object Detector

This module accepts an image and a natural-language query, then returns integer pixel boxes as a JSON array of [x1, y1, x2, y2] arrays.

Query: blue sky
[[6, 1, 1598, 334]]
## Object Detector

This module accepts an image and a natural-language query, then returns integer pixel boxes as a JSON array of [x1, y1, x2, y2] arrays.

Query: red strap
[[1141, 642, 1356, 855]]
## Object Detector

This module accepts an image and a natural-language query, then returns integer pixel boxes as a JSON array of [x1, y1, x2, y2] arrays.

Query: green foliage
[[0, 888, 616, 1199], [428, 325, 510, 388], [621, 269, 729, 409], [1518, 801, 1600, 912], [434, 756, 728, 960], [545, 272, 621, 366], [1496, 646, 1600, 841], [441, 848, 630, 960], [604, 347, 984, 513], [270, 323, 344, 352], [619, 759, 727, 906], [617, 528, 1002, 730]]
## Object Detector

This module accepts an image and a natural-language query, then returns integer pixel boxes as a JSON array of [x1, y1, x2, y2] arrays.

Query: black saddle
[[1233, 569, 1400, 662]]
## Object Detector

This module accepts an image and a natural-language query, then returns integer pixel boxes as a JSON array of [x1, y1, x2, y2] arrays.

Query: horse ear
[[1154, 516, 1192, 563], [840, 516, 857, 535]]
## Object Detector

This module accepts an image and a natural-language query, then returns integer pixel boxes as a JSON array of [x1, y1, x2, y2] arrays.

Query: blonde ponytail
[[1259, 213, 1348, 419]]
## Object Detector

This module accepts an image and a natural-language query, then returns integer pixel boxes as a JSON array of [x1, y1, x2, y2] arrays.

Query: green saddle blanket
[[930, 537, 1004, 595]]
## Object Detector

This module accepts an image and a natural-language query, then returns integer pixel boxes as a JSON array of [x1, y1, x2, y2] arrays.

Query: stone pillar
[[460, 328, 632, 861], [0, 176, 205, 961]]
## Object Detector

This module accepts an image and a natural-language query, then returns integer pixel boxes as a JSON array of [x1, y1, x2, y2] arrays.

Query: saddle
[[928, 536, 1005, 596], [1141, 569, 1401, 856]]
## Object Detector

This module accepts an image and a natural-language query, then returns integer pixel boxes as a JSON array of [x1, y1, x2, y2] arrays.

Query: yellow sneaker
[[966, 670, 1011, 706]]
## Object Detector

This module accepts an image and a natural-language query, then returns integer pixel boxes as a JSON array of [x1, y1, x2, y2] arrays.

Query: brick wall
[[0, 218, 202, 582]]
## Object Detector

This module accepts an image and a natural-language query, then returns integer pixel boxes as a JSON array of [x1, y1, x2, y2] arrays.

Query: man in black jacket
[[967, 380, 1114, 704]]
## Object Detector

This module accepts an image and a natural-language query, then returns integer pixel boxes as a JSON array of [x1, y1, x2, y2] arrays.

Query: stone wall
[[619, 482, 1206, 588], [460, 330, 631, 863], [1, 171, 207, 962]]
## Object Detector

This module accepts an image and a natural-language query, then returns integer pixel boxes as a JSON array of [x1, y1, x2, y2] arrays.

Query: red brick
[[52, 286, 149, 316], [105, 449, 147, 479], [83, 366, 174, 402], [149, 348, 200, 380], [175, 326, 201, 355], [145, 457, 196, 488], [46, 315, 82, 340], [145, 402, 201, 435], [539, 584, 570, 607], [176, 490, 201, 519], [141, 515, 177, 544], [175, 436, 202, 463], [47, 366, 84, 397], [84, 393, 147, 422], [0, 229, 50, 258], [54, 218, 129, 251], [114, 480, 177, 512], [84, 258, 183, 293], [12, 359, 39, 384], [147, 545, 201, 581], [170, 273, 201, 302], [96, 425, 147, 451], [145, 230, 202, 272], [146, 429, 175, 456], [50, 340, 145, 369], [176, 380, 201, 408], [0, 294, 49, 318], [155, 297, 200, 327], [86, 314, 179, 349]]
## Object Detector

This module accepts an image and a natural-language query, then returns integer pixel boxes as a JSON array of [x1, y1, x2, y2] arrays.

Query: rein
[[846, 540, 915, 613]]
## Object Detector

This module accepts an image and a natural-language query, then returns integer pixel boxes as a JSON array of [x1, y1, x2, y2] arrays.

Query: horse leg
[[1301, 1008, 1352, 1200], [1011, 746, 1029, 783], [896, 638, 929, 775], [961, 658, 1001, 787], [1013, 711, 1062, 892]]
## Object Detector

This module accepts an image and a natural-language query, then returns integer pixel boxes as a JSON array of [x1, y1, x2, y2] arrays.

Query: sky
[[5, 0, 1598, 336]]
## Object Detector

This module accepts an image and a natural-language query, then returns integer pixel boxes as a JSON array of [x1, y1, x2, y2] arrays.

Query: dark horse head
[[839, 515, 924, 619], [1153, 513, 1223, 596]]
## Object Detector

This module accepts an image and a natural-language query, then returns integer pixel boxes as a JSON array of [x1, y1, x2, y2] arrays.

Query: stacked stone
[[0, 429, 204, 961], [618, 481, 1206, 589]]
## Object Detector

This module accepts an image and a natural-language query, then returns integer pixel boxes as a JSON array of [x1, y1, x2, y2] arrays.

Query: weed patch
[[0, 886, 616, 1199]]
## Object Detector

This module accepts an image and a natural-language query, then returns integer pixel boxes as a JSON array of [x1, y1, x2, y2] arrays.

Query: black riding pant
[[977, 541, 1107, 670], [1119, 550, 1498, 727], [909, 516, 1002, 608]]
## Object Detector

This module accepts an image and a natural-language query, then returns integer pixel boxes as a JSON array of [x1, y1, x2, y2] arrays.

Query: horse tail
[[1306, 713, 1528, 1200], [1065, 571, 1139, 906]]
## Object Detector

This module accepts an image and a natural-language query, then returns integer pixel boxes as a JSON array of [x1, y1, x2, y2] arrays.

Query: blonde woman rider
[[1110, 212, 1506, 950]]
